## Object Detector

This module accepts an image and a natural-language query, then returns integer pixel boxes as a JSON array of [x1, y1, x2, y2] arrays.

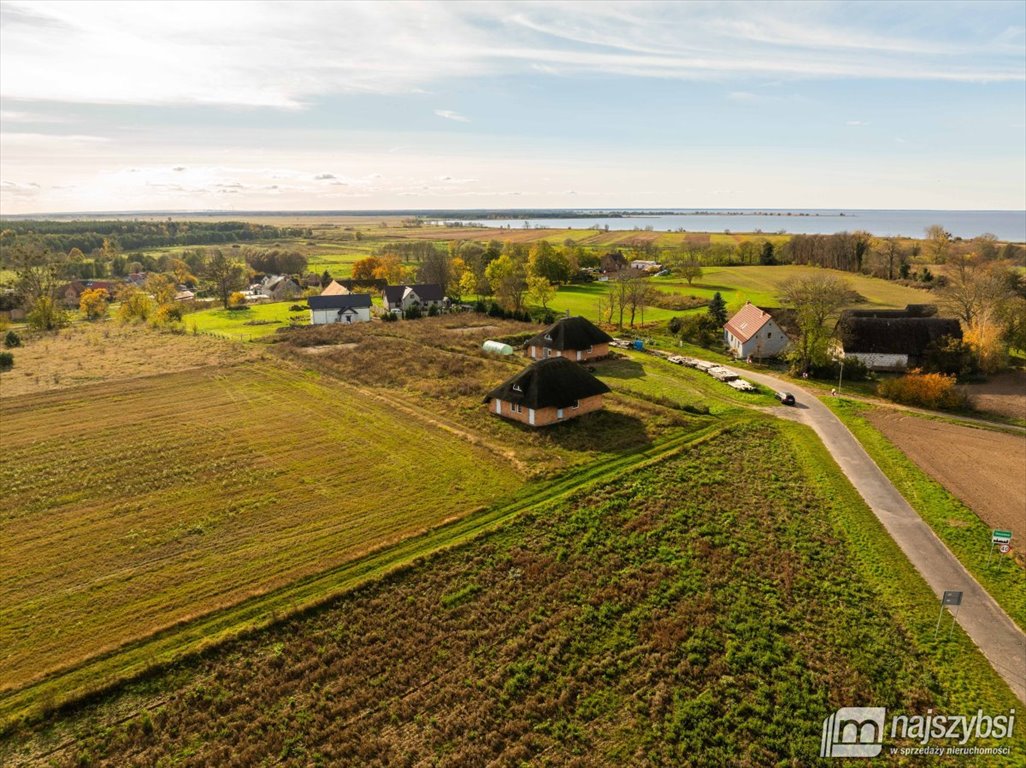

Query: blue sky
[[1, 0, 1024, 213]]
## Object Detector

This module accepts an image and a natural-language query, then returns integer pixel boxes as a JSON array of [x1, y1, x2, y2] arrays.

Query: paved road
[[742, 369, 1026, 704]]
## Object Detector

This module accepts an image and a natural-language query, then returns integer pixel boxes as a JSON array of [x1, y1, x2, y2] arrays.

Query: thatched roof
[[525, 316, 613, 351], [838, 316, 962, 355], [483, 357, 611, 409]]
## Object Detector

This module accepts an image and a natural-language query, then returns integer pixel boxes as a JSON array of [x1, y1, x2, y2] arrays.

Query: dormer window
[[512, 384, 522, 392], [544, 333, 552, 341]]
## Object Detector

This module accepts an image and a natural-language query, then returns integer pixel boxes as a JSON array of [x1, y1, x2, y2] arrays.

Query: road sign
[[942, 590, 963, 606], [1000, 544, 1010, 554], [992, 530, 1013, 544]]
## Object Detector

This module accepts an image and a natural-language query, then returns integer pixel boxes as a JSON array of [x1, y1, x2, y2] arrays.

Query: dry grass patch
[[0, 322, 257, 398]]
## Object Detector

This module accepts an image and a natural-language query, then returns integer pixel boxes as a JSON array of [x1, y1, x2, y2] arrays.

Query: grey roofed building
[[836, 304, 961, 371], [483, 357, 611, 410], [308, 294, 372, 310]]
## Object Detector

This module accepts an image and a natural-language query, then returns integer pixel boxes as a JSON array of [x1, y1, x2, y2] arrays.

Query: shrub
[[404, 306, 423, 320], [474, 300, 487, 314], [27, 296, 69, 331], [79, 287, 111, 320], [877, 369, 971, 410], [542, 311, 555, 325], [922, 336, 976, 377], [427, 303, 439, 317], [227, 292, 248, 310], [0, 351, 12, 370], [670, 314, 721, 348], [808, 357, 870, 382], [487, 302, 503, 318], [4, 330, 21, 348], [289, 304, 307, 312], [381, 311, 398, 322], [117, 289, 155, 322]]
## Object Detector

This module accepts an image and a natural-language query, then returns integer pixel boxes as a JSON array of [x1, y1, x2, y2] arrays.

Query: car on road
[[776, 391, 796, 406]]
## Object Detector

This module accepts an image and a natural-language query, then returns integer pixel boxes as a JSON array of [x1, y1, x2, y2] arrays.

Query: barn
[[836, 306, 962, 371], [483, 357, 611, 427]]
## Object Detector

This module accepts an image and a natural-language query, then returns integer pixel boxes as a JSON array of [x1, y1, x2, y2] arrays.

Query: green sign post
[[988, 530, 1013, 568]]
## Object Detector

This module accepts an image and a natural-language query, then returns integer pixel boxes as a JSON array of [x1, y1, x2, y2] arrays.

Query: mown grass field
[[0, 360, 527, 693], [547, 265, 933, 325], [8, 421, 1021, 766], [185, 301, 311, 340]]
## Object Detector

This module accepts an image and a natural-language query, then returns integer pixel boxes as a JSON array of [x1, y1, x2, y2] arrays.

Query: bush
[[808, 357, 870, 382], [474, 300, 487, 314], [227, 292, 248, 310], [289, 304, 307, 311], [542, 311, 555, 325], [4, 330, 22, 348], [381, 311, 398, 322], [487, 302, 503, 318], [404, 306, 423, 320], [0, 351, 12, 370], [427, 304, 439, 317], [27, 296, 69, 331], [670, 314, 721, 348], [877, 369, 971, 410], [923, 336, 976, 377]]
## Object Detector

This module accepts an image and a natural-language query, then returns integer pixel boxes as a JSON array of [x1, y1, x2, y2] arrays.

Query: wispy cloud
[[1, 2, 1022, 110], [434, 109, 470, 123], [845, 120, 869, 126]]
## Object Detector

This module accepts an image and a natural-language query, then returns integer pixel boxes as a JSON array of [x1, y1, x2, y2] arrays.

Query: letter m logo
[[820, 707, 886, 758]]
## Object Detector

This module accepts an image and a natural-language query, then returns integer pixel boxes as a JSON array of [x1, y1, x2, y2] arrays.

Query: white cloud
[[1, 1, 1021, 110], [434, 110, 470, 123], [846, 120, 869, 126]]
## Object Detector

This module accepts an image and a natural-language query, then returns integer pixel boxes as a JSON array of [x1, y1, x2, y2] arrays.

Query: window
[[767, 332, 772, 338], [512, 403, 522, 413], [571, 400, 580, 409], [512, 384, 522, 392]]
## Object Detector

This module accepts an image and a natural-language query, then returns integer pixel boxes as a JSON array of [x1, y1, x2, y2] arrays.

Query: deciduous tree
[[779, 274, 851, 375]]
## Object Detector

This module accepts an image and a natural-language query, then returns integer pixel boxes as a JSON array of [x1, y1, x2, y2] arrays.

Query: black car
[[776, 391, 796, 406]]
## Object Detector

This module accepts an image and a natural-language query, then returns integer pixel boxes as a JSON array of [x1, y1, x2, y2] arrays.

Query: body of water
[[435, 209, 1026, 242]]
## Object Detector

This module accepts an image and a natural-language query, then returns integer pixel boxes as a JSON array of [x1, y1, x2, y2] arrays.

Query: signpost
[[935, 590, 963, 639], [988, 530, 1013, 568]]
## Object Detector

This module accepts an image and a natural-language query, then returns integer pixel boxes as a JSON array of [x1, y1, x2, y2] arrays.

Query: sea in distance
[[433, 209, 1026, 242]]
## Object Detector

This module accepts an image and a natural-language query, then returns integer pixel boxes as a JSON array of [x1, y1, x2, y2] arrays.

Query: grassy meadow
[[7, 420, 1022, 766], [185, 301, 311, 339]]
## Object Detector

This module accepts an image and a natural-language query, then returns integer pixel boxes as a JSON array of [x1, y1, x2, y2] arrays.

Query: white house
[[309, 294, 372, 325], [629, 259, 662, 271], [381, 284, 446, 314], [723, 302, 792, 359]]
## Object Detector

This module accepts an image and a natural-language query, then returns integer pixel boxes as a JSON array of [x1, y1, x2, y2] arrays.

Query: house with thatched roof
[[723, 302, 794, 360], [484, 357, 611, 427], [835, 305, 961, 371], [309, 294, 372, 325], [525, 316, 613, 362]]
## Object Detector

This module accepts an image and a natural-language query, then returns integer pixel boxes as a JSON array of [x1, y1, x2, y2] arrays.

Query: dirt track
[[866, 409, 1026, 546]]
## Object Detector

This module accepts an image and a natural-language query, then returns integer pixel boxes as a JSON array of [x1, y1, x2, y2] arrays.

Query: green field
[[546, 265, 934, 327], [8, 421, 1021, 766], [186, 301, 310, 339], [0, 360, 525, 694]]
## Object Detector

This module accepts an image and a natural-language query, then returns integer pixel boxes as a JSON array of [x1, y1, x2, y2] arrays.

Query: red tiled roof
[[724, 303, 772, 343]]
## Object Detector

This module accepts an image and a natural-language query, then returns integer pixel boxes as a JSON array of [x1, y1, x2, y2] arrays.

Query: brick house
[[525, 316, 613, 362], [483, 357, 611, 427]]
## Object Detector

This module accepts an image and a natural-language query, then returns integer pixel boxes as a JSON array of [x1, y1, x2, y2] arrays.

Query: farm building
[[484, 357, 611, 427], [320, 280, 350, 296], [259, 275, 303, 301], [309, 294, 372, 325], [525, 316, 613, 362], [835, 305, 961, 371], [630, 259, 662, 271], [382, 284, 446, 314], [61, 280, 119, 307], [600, 251, 628, 274], [723, 302, 794, 359]]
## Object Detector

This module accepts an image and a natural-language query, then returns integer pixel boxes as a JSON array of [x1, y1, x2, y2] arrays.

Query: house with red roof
[[723, 302, 793, 360]]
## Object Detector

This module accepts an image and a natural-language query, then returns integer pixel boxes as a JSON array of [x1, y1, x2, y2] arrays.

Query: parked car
[[776, 391, 796, 406]]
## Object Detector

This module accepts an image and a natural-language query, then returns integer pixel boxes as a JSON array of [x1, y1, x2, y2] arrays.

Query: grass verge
[[826, 398, 1026, 632]]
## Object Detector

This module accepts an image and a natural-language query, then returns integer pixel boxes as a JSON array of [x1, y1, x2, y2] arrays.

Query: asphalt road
[[742, 369, 1026, 704]]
